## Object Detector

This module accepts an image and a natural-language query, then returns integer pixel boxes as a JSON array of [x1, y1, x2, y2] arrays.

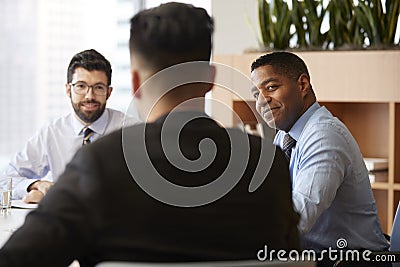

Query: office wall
[[212, 0, 259, 55]]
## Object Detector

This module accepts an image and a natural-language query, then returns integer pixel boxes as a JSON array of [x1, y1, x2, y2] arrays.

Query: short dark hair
[[129, 2, 213, 71], [251, 52, 310, 81], [67, 49, 112, 85]]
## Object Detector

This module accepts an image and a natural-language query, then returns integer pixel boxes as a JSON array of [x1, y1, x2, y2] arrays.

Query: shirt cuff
[[13, 179, 38, 200]]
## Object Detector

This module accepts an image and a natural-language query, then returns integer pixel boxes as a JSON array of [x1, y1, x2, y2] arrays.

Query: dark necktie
[[282, 133, 296, 161], [82, 128, 94, 146]]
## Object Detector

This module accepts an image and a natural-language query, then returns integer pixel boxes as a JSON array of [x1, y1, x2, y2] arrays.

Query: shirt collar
[[287, 102, 320, 141], [71, 108, 110, 136]]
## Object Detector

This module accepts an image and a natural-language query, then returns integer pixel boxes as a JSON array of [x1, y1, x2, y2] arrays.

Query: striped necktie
[[282, 133, 296, 161], [82, 127, 94, 146]]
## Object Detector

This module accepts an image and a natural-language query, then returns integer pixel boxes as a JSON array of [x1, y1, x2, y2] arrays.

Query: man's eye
[[94, 85, 106, 91], [266, 85, 278, 91]]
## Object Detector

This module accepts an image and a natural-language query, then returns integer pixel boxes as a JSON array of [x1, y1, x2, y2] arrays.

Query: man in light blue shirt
[[2, 49, 138, 203], [250, 51, 389, 252]]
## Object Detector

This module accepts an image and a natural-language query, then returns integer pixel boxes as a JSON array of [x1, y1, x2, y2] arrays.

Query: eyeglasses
[[69, 82, 109, 96]]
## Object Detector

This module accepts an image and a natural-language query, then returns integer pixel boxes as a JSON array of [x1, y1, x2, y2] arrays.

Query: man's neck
[[73, 113, 93, 127], [145, 97, 205, 123]]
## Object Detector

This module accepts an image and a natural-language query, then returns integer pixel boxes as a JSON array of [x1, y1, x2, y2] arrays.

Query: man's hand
[[23, 189, 44, 203], [24, 180, 54, 203]]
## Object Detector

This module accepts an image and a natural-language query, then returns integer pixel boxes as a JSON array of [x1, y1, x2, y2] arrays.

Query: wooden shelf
[[394, 103, 400, 183], [212, 52, 400, 234], [319, 102, 389, 158], [393, 184, 400, 190], [371, 182, 390, 190]]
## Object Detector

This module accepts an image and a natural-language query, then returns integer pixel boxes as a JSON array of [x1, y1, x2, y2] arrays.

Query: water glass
[[0, 177, 12, 213]]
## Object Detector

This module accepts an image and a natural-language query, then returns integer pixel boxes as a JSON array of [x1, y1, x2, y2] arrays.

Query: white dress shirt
[[3, 108, 138, 199]]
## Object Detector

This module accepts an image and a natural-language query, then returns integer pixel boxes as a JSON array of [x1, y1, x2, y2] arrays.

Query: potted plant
[[257, 0, 400, 51]]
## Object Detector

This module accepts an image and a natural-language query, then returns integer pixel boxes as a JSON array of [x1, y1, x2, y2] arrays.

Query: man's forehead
[[252, 67, 283, 84]]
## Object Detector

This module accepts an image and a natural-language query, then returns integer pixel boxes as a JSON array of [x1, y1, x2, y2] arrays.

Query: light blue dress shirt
[[274, 102, 389, 251], [3, 108, 138, 199]]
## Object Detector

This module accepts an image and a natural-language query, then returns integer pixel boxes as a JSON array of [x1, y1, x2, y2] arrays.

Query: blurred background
[[4, 0, 396, 174], [0, 0, 213, 172]]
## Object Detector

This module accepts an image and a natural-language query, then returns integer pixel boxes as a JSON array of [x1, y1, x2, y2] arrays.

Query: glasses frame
[[69, 82, 110, 96]]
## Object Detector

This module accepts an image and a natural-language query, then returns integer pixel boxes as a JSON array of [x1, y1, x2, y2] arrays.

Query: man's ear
[[297, 74, 311, 97], [132, 70, 141, 98], [106, 86, 113, 100], [205, 65, 216, 93], [66, 83, 71, 98]]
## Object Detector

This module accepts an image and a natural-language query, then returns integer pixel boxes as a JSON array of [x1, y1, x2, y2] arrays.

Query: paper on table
[[363, 157, 388, 171], [11, 199, 38, 209]]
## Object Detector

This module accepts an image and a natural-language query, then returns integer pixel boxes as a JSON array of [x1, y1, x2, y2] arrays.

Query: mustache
[[80, 100, 101, 105]]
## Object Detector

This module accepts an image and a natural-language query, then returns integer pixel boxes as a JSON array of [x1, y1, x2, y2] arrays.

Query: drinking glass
[[0, 177, 12, 213]]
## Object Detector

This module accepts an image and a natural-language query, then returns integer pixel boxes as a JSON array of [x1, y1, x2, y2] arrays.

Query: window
[[0, 0, 211, 173]]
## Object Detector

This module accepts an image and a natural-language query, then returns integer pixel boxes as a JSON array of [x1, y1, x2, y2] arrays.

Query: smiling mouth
[[81, 102, 99, 110]]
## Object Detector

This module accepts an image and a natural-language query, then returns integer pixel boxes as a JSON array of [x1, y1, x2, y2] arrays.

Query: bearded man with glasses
[[2, 49, 138, 203]]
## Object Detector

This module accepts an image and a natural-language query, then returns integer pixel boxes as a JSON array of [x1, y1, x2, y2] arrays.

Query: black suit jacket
[[0, 112, 299, 267]]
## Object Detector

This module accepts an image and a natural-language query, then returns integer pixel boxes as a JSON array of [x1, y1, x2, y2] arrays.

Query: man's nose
[[257, 93, 270, 104], [85, 87, 95, 99]]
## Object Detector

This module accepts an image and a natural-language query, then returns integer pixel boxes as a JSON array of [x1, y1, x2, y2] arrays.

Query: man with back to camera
[[1, 49, 137, 203], [0, 3, 300, 266], [251, 52, 389, 259]]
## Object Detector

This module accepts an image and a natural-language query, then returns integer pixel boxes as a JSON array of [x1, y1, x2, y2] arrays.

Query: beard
[[71, 99, 106, 124]]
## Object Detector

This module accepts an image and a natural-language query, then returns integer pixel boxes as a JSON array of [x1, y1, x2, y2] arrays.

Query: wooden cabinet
[[212, 51, 400, 233]]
